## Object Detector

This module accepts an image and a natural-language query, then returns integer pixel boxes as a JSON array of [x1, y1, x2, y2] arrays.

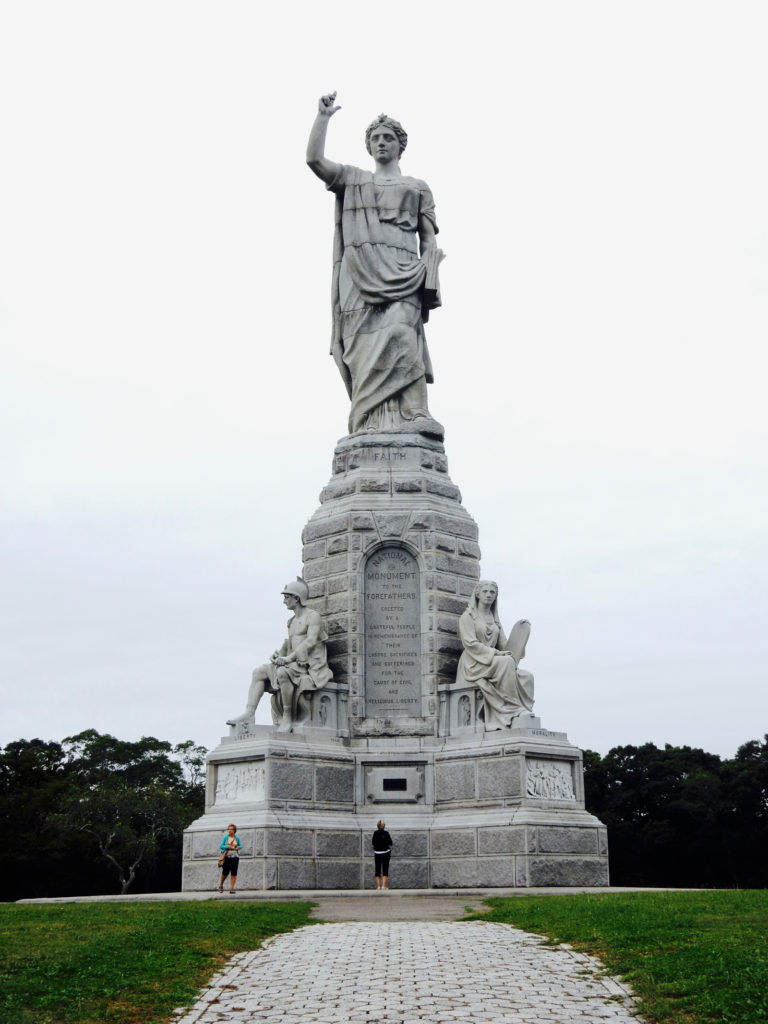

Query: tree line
[[584, 737, 768, 887], [1, 731, 766, 901], [0, 730, 206, 902]]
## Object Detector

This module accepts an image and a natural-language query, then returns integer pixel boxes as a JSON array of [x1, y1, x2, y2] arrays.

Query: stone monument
[[181, 93, 609, 890]]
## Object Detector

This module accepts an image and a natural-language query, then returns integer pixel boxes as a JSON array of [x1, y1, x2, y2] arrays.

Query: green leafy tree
[[720, 735, 768, 886], [0, 731, 206, 900], [173, 738, 208, 792], [0, 739, 106, 899], [584, 742, 728, 886], [60, 731, 206, 895], [62, 730, 188, 789], [66, 780, 188, 894]]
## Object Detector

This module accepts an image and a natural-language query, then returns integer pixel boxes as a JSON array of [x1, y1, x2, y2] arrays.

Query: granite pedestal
[[182, 431, 609, 889]]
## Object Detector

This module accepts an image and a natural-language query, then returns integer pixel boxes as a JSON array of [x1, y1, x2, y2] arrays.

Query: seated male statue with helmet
[[227, 578, 333, 734]]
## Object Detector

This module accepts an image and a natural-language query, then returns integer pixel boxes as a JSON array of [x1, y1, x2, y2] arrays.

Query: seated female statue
[[457, 581, 535, 730]]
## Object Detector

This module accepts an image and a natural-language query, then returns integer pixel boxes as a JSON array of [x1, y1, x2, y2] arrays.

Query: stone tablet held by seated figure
[[456, 580, 535, 730], [227, 578, 333, 734], [306, 92, 445, 439]]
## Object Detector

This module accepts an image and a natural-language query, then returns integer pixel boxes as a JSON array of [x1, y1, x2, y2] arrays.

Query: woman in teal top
[[218, 823, 242, 893]]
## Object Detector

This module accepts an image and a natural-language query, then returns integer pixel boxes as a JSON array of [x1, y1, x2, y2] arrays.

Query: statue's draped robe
[[328, 165, 441, 433], [456, 611, 535, 730]]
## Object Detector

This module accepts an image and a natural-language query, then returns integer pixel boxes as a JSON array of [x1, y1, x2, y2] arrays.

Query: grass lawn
[[472, 890, 768, 1024], [0, 900, 313, 1024], [4, 891, 766, 1024]]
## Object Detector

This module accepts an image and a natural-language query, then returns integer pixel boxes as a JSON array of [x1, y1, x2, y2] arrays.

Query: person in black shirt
[[372, 820, 393, 890]]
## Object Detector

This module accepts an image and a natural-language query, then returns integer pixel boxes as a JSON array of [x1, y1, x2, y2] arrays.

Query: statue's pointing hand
[[318, 92, 341, 117]]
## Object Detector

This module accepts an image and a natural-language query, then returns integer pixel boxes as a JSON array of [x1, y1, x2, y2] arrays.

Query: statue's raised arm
[[306, 92, 342, 185], [307, 92, 445, 440]]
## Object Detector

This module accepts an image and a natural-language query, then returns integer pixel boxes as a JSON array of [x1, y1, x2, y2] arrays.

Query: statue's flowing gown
[[328, 165, 441, 432], [457, 610, 535, 730]]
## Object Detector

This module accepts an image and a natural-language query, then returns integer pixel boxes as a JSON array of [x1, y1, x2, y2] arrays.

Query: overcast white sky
[[2, 2, 766, 760]]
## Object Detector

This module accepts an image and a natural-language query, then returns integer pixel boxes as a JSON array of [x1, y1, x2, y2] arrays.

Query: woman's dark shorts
[[374, 852, 390, 877], [221, 856, 239, 878]]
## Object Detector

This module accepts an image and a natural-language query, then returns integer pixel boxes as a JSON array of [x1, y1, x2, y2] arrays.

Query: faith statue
[[307, 92, 446, 439]]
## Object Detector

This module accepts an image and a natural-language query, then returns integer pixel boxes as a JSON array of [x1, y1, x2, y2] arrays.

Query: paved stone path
[[172, 915, 643, 1023], [308, 893, 489, 921]]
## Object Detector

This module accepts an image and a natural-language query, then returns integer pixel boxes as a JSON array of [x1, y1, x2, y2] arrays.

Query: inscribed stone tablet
[[364, 547, 421, 717]]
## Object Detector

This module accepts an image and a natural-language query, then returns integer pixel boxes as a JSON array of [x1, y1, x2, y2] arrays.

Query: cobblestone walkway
[[172, 920, 643, 1023]]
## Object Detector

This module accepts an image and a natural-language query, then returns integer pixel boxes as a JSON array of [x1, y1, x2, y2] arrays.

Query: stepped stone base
[[183, 430, 609, 889], [182, 723, 609, 890]]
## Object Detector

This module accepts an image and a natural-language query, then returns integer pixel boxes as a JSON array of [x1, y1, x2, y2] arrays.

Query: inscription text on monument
[[364, 547, 421, 717]]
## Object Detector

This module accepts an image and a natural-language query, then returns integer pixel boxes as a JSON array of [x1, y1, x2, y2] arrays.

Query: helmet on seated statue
[[281, 577, 309, 605]]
